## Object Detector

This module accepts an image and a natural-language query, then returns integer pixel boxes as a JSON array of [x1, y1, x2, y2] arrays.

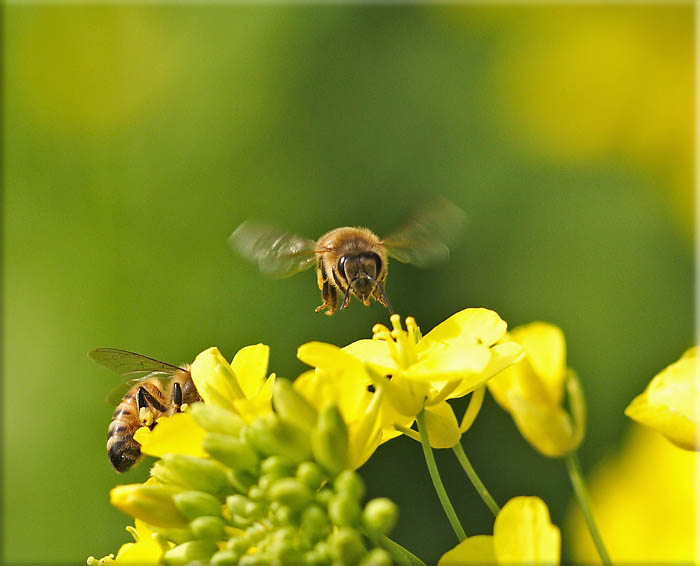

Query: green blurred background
[[3, 4, 694, 564]]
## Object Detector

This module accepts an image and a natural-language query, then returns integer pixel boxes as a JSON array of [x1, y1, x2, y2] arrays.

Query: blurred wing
[[105, 379, 142, 406], [229, 220, 317, 278], [383, 197, 468, 267], [89, 348, 183, 382]]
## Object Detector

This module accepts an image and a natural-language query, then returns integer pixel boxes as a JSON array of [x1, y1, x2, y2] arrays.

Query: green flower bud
[[359, 548, 393, 566], [273, 379, 318, 431], [173, 491, 222, 520], [334, 470, 365, 501], [245, 522, 268, 543], [296, 462, 324, 490], [227, 535, 253, 553], [315, 487, 334, 507], [268, 478, 313, 511], [311, 541, 332, 565], [153, 454, 230, 495], [362, 498, 398, 535], [189, 403, 244, 436], [226, 494, 248, 517], [227, 469, 256, 494], [328, 527, 367, 565], [300, 505, 331, 542], [328, 493, 362, 527], [156, 528, 195, 545], [210, 549, 241, 565], [244, 500, 265, 520], [247, 415, 312, 463], [312, 405, 350, 475], [190, 515, 226, 541], [261, 455, 296, 477], [248, 485, 265, 501], [110, 484, 187, 529], [239, 552, 270, 566], [203, 433, 260, 472], [161, 540, 218, 565]]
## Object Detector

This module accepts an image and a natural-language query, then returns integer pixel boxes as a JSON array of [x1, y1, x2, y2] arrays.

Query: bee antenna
[[340, 284, 353, 310], [375, 281, 394, 314]]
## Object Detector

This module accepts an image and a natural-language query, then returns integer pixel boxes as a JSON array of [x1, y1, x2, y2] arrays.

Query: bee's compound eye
[[337, 255, 347, 277]]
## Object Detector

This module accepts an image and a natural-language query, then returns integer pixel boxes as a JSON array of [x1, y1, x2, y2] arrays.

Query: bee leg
[[137, 387, 167, 428], [315, 264, 338, 315], [172, 382, 183, 413], [373, 281, 394, 314], [136, 387, 155, 428]]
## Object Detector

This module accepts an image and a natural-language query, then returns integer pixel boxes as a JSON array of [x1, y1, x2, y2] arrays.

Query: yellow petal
[[365, 367, 428, 417], [511, 322, 567, 406], [294, 368, 370, 424], [494, 496, 560, 564], [438, 535, 496, 565], [423, 402, 461, 449], [421, 308, 507, 348], [405, 343, 491, 381], [625, 347, 699, 450], [347, 391, 383, 469], [134, 412, 207, 459], [449, 341, 524, 401], [114, 537, 163, 564], [234, 374, 275, 423], [191, 347, 245, 408], [231, 343, 269, 400], [508, 392, 578, 458], [343, 339, 397, 373]]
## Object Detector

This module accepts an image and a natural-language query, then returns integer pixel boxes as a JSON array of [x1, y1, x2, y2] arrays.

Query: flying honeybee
[[89, 348, 201, 472], [229, 198, 467, 315]]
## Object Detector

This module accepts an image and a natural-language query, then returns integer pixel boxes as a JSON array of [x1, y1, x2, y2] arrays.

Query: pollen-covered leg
[[315, 264, 339, 315], [136, 387, 154, 427]]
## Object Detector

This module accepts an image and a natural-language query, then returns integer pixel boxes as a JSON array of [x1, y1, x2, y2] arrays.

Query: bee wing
[[89, 348, 183, 382], [383, 198, 468, 268], [229, 220, 318, 278], [105, 379, 143, 406]]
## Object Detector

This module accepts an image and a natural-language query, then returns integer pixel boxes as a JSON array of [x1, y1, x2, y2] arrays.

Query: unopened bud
[[203, 433, 259, 472], [296, 462, 324, 490], [152, 454, 229, 495], [227, 469, 256, 494], [268, 478, 313, 511], [328, 527, 367, 565], [161, 540, 218, 565], [273, 379, 318, 431], [261, 455, 295, 477], [190, 515, 226, 541], [359, 548, 392, 566], [312, 405, 350, 475], [210, 549, 241, 565], [363, 498, 398, 535], [189, 403, 245, 436], [173, 491, 222, 520], [334, 470, 365, 501], [226, 494, 248, 517], [301, 505, 331, 542], [110, 484, 187, 528], [328, 493, 362, 527], [247, 415, 312, 463]]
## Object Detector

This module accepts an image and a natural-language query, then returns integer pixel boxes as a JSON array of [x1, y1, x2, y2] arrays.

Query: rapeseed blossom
[[438, 496, 560, 565], [90, 345, 405, 566], [625, 345, 698, 451], [488, 322, 585, 458], [298, 309, 523, 449]]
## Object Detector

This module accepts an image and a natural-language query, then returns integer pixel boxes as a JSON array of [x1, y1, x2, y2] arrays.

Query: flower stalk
[[565, 452, 612, 566], [416, 410, 466, 542], [452, 442, 500, 517]]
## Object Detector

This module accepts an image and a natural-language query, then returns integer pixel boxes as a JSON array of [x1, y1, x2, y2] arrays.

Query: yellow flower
[[566, 425, 699, 563], [625, 345, 698, 451], [134, 412, 208, 459], [87, 519, 166, 565], [298, 309, 523, 450], [190, 344, 275, 423], [439, 496, 560, 565], [488, 322, 585, 458]]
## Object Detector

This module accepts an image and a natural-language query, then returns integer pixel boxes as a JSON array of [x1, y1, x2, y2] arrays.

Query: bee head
[[338, 252, 381, 299]]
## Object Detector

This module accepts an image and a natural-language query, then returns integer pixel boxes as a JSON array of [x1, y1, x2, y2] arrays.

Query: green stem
[[565, 452, 612, 566], [378, 535, 427, 566], [452, 442, 500, 517], [416, 410, 467, 541]]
